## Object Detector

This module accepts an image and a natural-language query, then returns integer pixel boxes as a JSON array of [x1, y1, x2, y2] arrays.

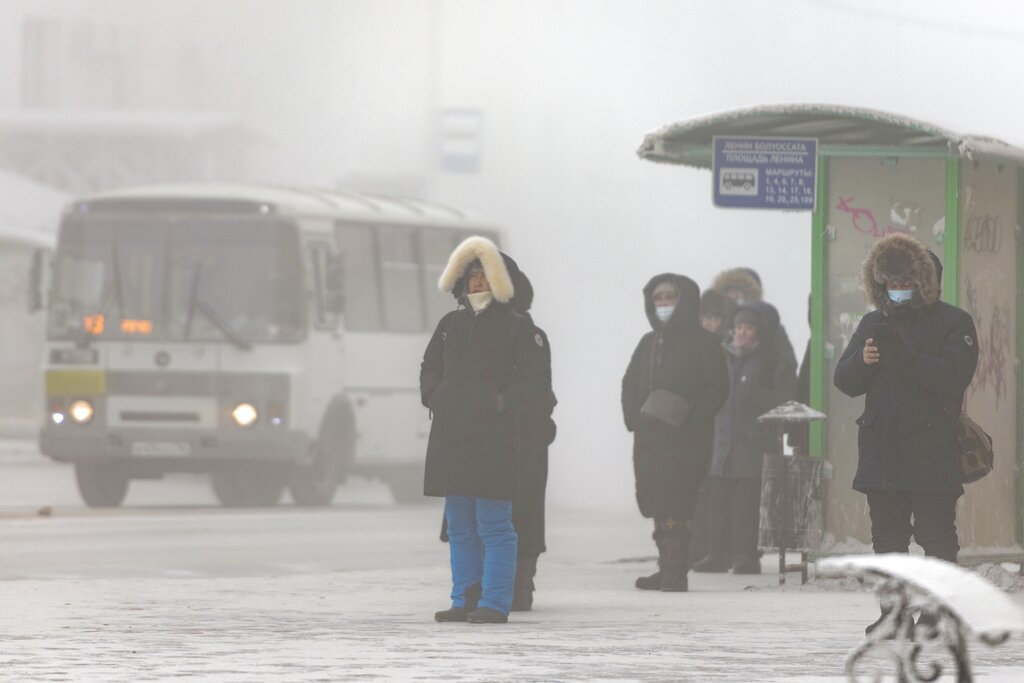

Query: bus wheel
[[289, 443, 343, 506], [388, 466, 427, 505], [75, 463, 129, 508], [211, 465, 286, 507]]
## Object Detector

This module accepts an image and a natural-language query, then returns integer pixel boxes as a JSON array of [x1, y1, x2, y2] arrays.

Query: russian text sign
[[712, 136, 818, 210]]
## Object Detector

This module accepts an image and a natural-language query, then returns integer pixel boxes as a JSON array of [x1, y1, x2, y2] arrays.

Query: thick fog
[[3, 0, 1024, 513]]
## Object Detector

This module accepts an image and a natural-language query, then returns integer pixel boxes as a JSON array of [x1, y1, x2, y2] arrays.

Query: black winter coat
[[622, 274, 729, 519], [711, 302, 798, 479], [420, 302, 548, 501], [834, 302, 978, 493]]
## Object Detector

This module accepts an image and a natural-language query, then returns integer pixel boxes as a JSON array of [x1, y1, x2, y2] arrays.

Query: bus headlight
[[231, 403, 258, 427], [69, 399, 94, 425]]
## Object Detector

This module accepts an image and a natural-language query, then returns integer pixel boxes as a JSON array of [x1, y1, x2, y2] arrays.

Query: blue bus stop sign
[[712, 136, 818, 210]]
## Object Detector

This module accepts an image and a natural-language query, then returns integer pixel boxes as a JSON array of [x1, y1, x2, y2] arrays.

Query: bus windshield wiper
[[194, 298, 252, 351]]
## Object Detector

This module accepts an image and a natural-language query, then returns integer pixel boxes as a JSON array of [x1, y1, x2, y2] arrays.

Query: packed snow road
[[3, 440, 1024, 681]]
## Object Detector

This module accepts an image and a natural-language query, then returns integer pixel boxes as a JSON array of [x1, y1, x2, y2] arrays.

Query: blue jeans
[[444, 495, 517, 615]]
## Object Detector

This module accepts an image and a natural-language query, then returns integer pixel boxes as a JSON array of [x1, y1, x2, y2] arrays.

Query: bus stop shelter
[[637, 103, 1024, 551]]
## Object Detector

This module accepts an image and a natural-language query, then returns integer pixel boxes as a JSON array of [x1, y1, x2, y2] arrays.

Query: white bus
[[37, 184, 498, 507]]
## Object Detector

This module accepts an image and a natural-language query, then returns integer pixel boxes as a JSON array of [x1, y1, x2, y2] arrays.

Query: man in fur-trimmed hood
[[421, 236, 548, 624], [835, 234, 978, 588]]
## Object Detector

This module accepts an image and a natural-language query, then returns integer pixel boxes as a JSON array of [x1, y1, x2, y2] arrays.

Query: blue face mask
[[655, 305, 675, 322], [887, 289, 914, 304]]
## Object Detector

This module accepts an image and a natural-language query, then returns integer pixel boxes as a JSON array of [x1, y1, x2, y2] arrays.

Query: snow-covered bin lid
[[636, 103, 1024, 169], [817, 554, 1024, 639], [757, 400, 826, 423]]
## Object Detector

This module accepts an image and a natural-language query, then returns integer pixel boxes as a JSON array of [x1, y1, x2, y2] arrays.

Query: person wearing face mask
[[694, 302, 797, 575], [421, 236, 548, 624], [835, 235, 978, 588], [621, 274, 729, 592]]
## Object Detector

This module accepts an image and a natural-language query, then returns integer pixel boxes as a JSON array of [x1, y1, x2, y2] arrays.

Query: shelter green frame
[[637, 104, 1024, 544]]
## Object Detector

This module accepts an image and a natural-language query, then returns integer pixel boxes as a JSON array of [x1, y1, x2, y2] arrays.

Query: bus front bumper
[[40, 426, 310, 469]]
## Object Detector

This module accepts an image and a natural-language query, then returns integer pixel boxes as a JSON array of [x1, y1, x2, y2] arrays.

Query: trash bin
[[756, 401, 829, 584]]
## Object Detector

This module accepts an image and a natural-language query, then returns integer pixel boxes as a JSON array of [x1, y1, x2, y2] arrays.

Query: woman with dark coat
[[421, 236, 548, 624], [508, 271, 557, 612], [834, 234, 978, 565], [621, 274, 729, 592], [695, 301, 797, 574]]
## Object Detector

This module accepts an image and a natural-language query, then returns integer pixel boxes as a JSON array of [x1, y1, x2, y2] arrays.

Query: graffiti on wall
[[964, 274, 1010, 408], [835, 196, 921, 240]]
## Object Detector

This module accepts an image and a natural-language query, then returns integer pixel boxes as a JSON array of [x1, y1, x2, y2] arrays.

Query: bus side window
[[307, 241, 339, 330], [377, 226, 423, 333], [421, 228, 458, 325], [334, 223, 381, 331]]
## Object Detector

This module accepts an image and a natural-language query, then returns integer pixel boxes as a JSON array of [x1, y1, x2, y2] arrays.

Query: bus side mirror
[[325, 254, 345, 315], [28, 248, 45, 313]]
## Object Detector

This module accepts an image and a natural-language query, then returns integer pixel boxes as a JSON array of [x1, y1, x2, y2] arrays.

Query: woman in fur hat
[[621, 274, 729, 592], [835, 234, 978, 574], [421, 236, 548, 624]]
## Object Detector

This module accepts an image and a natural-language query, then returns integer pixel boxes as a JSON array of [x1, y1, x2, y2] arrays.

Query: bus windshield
[[49, 216, 305, 344]]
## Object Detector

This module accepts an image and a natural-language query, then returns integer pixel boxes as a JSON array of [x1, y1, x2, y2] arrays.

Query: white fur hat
[[437, 236, 515, 303]]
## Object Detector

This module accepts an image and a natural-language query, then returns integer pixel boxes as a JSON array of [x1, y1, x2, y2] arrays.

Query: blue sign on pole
[[712, 136, 818, 210]]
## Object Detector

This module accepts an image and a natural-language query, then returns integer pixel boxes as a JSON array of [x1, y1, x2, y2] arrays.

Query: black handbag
[[641, 389, 691, 427], [945, 405, 994, 484]]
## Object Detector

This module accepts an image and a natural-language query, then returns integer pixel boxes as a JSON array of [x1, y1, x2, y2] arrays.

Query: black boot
[[637, 519, 668, 590], [434, 583, 481, 622], [659, 524, 690, 592], [635, 571, 663, 590], [512, 554, 538, 611], [467, 606, 509, 624]]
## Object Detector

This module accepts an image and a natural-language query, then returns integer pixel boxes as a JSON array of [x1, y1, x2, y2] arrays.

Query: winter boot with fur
[[434, 584, 482, 622]]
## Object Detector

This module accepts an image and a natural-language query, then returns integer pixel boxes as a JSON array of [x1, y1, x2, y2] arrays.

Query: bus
[[36, 184, 498, 507]]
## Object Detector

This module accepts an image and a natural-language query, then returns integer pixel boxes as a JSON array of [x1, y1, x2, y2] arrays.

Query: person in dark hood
[[506, 271, 557, 612], [421, 236, 548, 624], [621, 274, 729, 592], [699, 289, 736, 340], [834, 234, 977, 573], [694, 301, 797, 574]]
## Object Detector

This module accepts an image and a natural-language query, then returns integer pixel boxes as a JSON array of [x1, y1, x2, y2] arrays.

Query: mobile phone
[[872, 322, 892, 344]]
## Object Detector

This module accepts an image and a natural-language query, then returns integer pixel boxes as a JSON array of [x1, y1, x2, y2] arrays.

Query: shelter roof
[[637, 103, 1024, 169]]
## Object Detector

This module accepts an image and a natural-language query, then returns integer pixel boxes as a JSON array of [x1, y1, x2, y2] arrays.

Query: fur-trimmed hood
[[437, 236, 517, 303], [712, 268, 763, 303], [862, 233, 939, 315]]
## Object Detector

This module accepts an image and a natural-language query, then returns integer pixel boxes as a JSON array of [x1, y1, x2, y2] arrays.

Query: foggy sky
[[4, 0, 1024, 510]]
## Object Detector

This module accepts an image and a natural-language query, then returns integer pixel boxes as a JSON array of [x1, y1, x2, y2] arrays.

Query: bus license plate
[[131, 441, 191, 457]]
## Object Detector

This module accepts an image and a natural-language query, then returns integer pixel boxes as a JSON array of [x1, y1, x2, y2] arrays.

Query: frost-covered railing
[[818, 554, 1024, 682]]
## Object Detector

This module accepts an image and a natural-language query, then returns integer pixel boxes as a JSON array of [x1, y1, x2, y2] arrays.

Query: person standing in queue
[[834, 234, 977, 568], [621, 274, 729, 592], [508, 270, 557, 612], [421, 236, 547, 624], [694, 301, 797, 575]]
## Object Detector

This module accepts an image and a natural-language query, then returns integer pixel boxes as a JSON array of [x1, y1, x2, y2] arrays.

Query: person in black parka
[[508, 271, 557, 612], [695, 301, 797, 575], [421, 236, 548, 624], [834, 233, 978, 565], [621, 274, 729, 592]]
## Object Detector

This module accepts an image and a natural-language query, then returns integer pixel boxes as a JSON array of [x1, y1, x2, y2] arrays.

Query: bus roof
[[66, 183, 494, 229]]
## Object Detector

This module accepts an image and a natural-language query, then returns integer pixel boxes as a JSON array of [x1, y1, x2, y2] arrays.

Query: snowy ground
[[2, 441, 1024, 681]]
